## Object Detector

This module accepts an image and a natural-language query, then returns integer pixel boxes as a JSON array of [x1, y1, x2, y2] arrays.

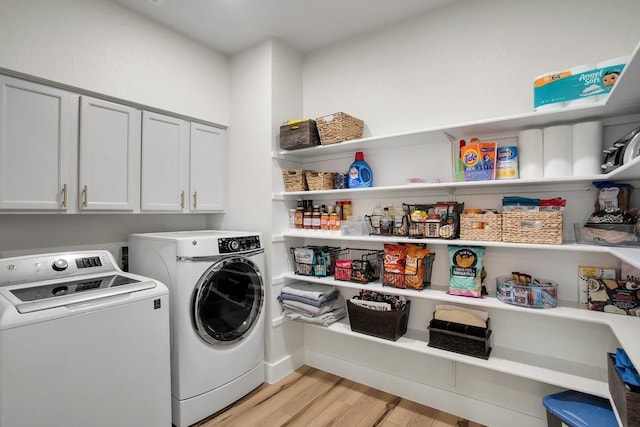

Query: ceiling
[[108, 0, 454, 55]]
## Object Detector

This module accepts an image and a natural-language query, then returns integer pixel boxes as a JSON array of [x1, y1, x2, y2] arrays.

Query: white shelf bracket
[[449, 360, 456, 387]]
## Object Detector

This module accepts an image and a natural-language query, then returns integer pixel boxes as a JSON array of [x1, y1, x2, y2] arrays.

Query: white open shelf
[[305, 319, 609, 398]]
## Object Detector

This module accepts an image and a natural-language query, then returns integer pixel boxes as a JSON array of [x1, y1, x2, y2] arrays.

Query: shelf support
[[449, 360, 456, 387]]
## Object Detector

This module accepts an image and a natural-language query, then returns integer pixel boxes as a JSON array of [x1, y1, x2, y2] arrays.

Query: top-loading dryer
[[128, 230, 265, 427]]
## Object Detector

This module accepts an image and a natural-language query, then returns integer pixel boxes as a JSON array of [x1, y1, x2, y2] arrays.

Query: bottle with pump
[[347, 151, 373, 188]]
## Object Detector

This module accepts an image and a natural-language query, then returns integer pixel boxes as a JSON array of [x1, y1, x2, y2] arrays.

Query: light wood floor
[[194, 365, 485, 427]]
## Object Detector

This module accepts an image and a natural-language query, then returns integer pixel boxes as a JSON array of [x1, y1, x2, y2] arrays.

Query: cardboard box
[[587, 278, 640, 315], [534, 63, 626, 109], [578, 266, 617, 305], [461, 142, 497, 181]]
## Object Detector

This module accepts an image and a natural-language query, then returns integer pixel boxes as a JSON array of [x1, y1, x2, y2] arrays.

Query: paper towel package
[[534, 61, 626, 110]]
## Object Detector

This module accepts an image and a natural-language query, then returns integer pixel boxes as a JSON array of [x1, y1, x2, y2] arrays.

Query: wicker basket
[[460, 212, 502, 241], [282, 169, 308, 192], [502, 211, 563, 245], [305, 171, 335, 191], [316, 112, 364, 145], [347, 300, 410, 341]]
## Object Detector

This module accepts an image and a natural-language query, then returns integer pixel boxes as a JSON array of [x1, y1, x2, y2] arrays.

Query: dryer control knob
[[227, 240, 240, 251], [52, 258, 68, 271]]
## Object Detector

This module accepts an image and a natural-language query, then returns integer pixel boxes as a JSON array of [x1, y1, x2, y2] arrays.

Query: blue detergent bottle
[[347, 151, 373, 188]]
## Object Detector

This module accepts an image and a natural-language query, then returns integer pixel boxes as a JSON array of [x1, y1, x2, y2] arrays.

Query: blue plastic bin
[[542, 390, 618, 427]]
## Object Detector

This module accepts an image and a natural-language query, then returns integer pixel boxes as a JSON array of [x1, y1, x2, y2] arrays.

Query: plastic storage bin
[[542, 390, 617, 427], [496, 275, 558, 308]]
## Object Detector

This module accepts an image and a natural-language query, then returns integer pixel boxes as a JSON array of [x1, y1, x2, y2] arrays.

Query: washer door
[[192, 256, 264, 344]]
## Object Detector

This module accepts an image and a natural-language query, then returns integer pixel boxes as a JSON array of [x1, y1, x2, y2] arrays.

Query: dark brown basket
[[428, 317, 492, 359], [347, 300, 410, 341], [279, 120, 320, 150], [608, 353, 640, 427]]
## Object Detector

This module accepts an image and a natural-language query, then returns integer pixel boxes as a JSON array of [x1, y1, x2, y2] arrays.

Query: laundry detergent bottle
[[347, 151, 373, 188]]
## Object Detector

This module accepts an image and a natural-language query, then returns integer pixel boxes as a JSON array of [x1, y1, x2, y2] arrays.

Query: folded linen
[[278, 290, 339, 308], [281, 295, 345, 316], [283, 306, 346, 326], [281, 282, 337, 301]]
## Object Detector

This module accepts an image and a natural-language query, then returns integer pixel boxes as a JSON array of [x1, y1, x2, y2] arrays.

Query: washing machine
[[128, 230, 265, 427], [0, 250, 171, 427]]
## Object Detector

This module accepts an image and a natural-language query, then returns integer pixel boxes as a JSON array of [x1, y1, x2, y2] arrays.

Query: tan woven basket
[[305, 171, 335, 191], [502, 211, 563, 245], [282, 169, 308, 192], [460, 212, 502, 241], [316, 112, 364, 145]]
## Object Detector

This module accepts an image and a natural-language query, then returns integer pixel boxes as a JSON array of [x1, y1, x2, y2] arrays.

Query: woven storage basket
[[316, 112, 364, 145], [282, 169, 308, 192], [305, 171, 335, 191], [502, 211, 563, 245], [460, 212, 502, 241]]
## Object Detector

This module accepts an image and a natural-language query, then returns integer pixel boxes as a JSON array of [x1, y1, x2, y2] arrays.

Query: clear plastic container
[[496, 275, 558, 308]]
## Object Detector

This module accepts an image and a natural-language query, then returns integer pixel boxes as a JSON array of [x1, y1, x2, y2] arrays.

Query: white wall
[[0, 0, 229, 124], [0, 0, 231, 255], [303, 0, 640, 136]]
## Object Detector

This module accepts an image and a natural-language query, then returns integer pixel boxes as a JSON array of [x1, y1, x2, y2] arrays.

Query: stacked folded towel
[[279, 282, 346, 326]]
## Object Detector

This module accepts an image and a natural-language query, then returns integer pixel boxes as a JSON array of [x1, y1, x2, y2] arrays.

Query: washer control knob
[[52, 258, 68, 271], [228, 240, 240, 252]]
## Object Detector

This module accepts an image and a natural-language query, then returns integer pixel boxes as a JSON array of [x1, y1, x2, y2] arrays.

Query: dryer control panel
[[218, 235, 261, 253]]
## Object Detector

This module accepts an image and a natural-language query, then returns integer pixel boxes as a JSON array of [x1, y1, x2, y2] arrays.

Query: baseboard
[[304, 348, 547, 427], [264, 349, 305, 384]]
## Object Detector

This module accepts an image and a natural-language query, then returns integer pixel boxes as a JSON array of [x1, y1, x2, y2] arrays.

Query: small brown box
[[608, 353, 640, 427], [428, 317, 492, 359], [279, 119, 320, 150]]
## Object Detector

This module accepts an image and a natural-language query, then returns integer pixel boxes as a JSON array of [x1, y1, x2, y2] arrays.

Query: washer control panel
[[218, 235, 262, 254], [0, 251, 115, 286]]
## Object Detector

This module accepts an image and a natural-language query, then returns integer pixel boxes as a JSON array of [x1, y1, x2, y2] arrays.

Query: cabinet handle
[[193, 191, 197, 209], [62, 184, 67, 208], [180, 191, 185, 209], [82, 185, 88, 208]]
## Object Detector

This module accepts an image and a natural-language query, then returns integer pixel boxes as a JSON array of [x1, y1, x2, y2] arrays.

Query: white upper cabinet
[[140, 111, 188, 212], [79, 96, 141, 211], [189, 122, 225, 212], [0, 76, 71, 210]]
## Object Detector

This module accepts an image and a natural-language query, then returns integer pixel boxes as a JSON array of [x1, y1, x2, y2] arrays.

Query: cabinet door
[[141, 111, 188, 212], [79, 96, 141, 211], [0, 76, 70, 210], [189, 123, 225, 212]]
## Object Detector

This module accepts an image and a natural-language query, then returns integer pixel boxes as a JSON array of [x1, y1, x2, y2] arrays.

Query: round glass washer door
[[192, 256, 264, 345]]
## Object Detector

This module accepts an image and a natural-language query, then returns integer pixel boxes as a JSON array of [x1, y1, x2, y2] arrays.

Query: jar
[[312, 205, 321, 229], [335, 201, 343, 219], [342, 200, 352, 220], [321, 210, 330, 230], [303, 211, 312, 229], [289, 209, 296, 229], [329, 213, 340, 231], [294, 207, 304, 229]]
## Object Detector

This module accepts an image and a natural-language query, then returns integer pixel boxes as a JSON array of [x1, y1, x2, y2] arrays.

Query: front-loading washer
[[128, 230, 265, 427]]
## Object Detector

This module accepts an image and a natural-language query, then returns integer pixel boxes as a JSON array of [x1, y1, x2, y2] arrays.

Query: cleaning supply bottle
[[347, 151, 373, 188]]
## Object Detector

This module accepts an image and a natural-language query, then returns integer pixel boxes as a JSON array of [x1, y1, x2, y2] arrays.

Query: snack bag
[[448, 245, 485, 298], [383, 243, 407, 288], [404, 245, 430, 289]]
